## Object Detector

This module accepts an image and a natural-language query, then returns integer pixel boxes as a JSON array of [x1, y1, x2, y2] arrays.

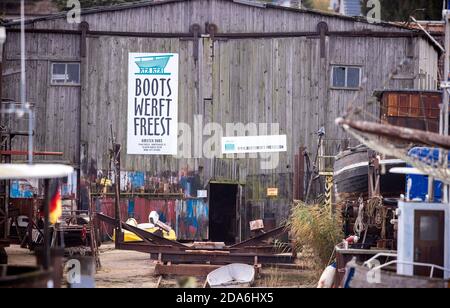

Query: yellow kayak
[[113, 226, 177, 242]]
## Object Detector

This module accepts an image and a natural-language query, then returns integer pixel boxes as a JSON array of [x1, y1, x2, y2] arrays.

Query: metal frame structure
[[96, 212, 295, 268], [364, 252, 450, 279]]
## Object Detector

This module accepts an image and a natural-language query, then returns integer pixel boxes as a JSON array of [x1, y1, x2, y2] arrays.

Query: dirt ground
[[5, 243, 317, 288], [95, 244, 160, 288]]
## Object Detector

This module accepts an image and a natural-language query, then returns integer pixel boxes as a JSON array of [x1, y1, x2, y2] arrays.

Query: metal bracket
[[189, 24, 201, 61], [317, 22, 329, 59], [79, 22, 89, 58]]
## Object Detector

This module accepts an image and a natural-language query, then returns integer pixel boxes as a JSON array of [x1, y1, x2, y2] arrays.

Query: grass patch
[[288, 201, 343, 274]]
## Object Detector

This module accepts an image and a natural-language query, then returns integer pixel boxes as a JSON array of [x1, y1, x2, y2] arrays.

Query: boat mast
[[440, 1, 450, 202], [19, 0, 34, 165]]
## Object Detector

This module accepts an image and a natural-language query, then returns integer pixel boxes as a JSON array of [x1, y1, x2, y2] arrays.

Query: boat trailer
[[96, 213, 296, 276]]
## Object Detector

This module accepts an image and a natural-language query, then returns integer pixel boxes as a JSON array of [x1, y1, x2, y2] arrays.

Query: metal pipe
[[17, 0, 26, 117], [370, 260, 450, 278], [18, 0, 34, 164], [43, 179, 50, 270], [5, 27, 441, 41], [28, 107, 33, 164]]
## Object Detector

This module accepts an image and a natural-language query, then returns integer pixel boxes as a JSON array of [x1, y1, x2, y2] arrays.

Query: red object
[[0, 150, 63, 156], [81, 225, 87, 242], [346, 236, 358, 244]]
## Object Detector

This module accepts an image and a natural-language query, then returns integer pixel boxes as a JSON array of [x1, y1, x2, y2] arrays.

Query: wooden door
[[414, 210, 445, 278]]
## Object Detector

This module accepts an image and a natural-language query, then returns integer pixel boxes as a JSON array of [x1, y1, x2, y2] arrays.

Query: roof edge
[[2, 0, 420, 31]]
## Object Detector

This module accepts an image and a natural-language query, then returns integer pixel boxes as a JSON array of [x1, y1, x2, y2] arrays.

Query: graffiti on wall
[[176, 199, 209, 241], [120, 171, 145, 192], [10, 173, 77, 200], [61, 171, 77, 199], [10, 179, 38, 198], [90, 165, 205, 196], [96, 197, 208, 241]]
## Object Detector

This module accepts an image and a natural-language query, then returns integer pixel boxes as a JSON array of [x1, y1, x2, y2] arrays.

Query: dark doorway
[[414, 210, 445, 278], [209, 183, 238, 244]]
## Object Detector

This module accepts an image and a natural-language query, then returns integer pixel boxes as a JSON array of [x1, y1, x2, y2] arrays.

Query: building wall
[[2, 32, 80, 165], [1, 0, 439, 233]]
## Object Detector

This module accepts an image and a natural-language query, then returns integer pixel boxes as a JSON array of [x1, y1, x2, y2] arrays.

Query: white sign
[[197, 190, 208, 198], [221, 135, 287, 154], [127, 53, 178, 155]]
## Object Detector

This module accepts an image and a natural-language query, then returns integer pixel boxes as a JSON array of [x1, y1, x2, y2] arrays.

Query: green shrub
[[288, 201, 343, 271]]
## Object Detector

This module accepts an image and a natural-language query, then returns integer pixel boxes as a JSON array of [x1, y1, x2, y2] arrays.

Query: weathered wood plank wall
[[2, 32, 80, 164], [1, 0, 439, 230]]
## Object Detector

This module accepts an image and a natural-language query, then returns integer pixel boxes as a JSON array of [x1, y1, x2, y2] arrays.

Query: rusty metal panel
[[97, 198, 128, 239], [386, 116, 440, 133], [132, 198, 177, 229], [176, 199, 209, 241], [383, 91, 441, 120]]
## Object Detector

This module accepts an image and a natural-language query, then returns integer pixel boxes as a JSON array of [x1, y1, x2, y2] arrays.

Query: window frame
[[50, 62, 81, 86], [330, 65, 362, 90]]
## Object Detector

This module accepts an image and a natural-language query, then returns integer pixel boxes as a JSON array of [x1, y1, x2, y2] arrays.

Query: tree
[[361, 0, 443, 22], [302, 0, 314, 9]]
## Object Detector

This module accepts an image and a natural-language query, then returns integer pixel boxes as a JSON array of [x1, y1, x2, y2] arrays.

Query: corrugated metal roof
[[341, 0, 361, 17]]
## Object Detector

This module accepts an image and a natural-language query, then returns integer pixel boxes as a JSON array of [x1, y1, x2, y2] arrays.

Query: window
[[331, 66, 361, 89], [419, 215, 439, 241], [51, 63, 80, 85]]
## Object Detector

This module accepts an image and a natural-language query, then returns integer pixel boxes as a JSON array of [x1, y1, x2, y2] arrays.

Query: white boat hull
[[207, 264, 255, 288]]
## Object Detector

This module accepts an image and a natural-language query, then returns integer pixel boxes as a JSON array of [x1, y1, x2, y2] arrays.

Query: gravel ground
[[5, 243, 316, 288], [95, 244, 159, 288]]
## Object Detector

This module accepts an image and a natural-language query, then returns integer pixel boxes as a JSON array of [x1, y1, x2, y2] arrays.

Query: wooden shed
[[0, 0, 440, 241], [375, 89, 442, 133]]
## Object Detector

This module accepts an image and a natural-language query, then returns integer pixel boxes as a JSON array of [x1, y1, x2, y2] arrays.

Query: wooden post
[[294, 146, 306, 201], [0, 41, 3, 109], [113, 143, 122, 235], [299, 147, 306, 201], [294, 153, 299, 200], [87, 185, 101, 270]]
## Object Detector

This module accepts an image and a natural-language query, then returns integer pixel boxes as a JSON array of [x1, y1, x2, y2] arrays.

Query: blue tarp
[[407, 147, 450, 202]]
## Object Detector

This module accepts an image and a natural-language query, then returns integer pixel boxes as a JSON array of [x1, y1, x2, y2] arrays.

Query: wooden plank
[[155, 275, 163, 288], [0, 150, 63, 156], [154, 263, 221, 276]]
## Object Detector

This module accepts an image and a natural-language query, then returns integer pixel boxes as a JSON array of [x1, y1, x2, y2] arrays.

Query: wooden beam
[[0, 150, 63, 156], [154, 263, 221, 277], [336, 118, 450, 150]]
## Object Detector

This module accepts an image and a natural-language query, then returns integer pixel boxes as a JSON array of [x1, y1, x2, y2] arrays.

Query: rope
[[354, 197, 366, 236], [367, 196, 383, 228], [354, 196, 385, 237]]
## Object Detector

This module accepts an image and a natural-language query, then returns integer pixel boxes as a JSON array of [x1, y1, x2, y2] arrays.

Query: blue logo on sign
[[135, 55, 173, 75], [225, 144, 235, 151]]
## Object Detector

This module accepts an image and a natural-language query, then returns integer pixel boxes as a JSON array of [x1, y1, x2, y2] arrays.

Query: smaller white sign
[[221, 135, 287, 154], [197, 190, 208, 198]]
